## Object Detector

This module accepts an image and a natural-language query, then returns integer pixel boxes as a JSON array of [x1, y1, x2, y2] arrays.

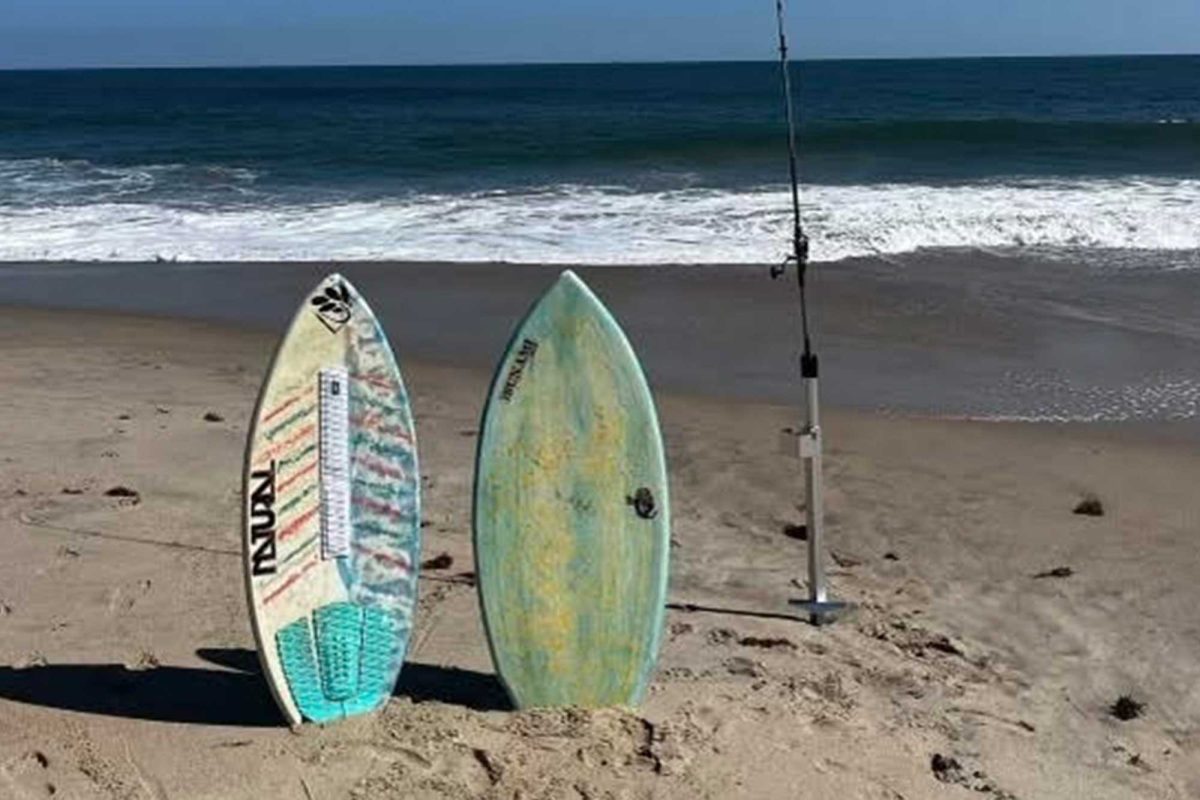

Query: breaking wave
[[1, 169, 1198, 264]]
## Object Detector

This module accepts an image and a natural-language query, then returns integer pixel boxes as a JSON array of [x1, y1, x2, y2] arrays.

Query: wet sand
[[1, 301, 1199, 798], [2, 252, 1199, 424]]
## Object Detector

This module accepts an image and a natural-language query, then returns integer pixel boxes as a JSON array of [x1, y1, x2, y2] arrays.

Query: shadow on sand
[[394, 661, 512, 712], [197, 647, 513, 712], [0, 662, 281, 726], [197, 647, 511, 712], [0, 649, 510, 726]]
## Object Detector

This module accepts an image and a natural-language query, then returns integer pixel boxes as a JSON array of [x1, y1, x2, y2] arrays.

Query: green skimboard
[[473, 270, 670, 709]]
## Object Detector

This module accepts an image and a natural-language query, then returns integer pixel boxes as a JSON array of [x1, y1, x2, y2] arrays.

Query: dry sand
[[1, 306, 1199, 799]]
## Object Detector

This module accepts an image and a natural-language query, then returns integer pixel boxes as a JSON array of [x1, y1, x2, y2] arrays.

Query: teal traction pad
[[276, 602, 400, 723]]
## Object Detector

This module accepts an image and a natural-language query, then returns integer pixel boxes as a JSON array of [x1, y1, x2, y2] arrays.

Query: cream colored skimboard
[[243, 273, 420, 726]]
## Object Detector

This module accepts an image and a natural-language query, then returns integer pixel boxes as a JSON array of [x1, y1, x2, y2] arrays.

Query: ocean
[[1, 57, 1198, 265]]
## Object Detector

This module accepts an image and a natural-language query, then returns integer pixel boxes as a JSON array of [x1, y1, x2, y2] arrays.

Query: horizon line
[[2, 51, 1198, 73]]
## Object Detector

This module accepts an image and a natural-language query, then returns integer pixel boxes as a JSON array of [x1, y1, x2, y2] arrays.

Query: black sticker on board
[[500, 338, 539, 402], [310, 281, 354, 333]]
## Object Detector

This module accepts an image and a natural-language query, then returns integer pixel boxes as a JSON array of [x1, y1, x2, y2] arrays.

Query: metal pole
[[803, 373, 825, 604], [773, 0, 847, 625], [788, 361, 844, 625]]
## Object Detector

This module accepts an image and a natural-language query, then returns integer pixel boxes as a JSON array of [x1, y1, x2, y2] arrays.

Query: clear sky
[[3, 0, 1198, 69]]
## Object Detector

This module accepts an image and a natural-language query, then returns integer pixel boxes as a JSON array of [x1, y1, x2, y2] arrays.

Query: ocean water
[[0, 57, 1198, 264]]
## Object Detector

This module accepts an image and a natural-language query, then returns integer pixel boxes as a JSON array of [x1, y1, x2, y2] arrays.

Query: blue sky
[[3, 0, 1198, 69]]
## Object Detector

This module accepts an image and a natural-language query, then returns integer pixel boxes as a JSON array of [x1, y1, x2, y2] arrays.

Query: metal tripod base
[[788, 598, 849, 627]]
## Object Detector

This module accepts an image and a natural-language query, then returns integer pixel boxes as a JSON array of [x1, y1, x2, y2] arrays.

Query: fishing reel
[[770, 230, 809, 280], [770, 253, 793, 280]]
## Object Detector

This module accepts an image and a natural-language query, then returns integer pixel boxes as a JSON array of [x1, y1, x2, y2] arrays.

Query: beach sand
[[1, 281, 1199, 798]]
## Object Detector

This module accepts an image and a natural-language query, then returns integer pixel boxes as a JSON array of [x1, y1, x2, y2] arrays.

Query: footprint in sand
[[707, 627, 739, 645], [667, 621, 694, 640], [0, 749, 57, 799], [106, 578, 152, 615]]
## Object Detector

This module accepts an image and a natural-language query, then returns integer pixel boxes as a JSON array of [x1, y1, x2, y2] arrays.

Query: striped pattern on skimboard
[[243, 273, 420, 726], [473, 270, 670, 709]]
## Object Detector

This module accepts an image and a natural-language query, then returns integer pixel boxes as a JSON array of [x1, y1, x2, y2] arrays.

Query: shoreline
[[5, 302, 1199, 448], [2, 253, 1199, 427]]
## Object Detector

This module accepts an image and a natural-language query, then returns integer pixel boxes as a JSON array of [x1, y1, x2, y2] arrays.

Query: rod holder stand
[[787, 373, 849, 626], [788, 598, 849, 627]]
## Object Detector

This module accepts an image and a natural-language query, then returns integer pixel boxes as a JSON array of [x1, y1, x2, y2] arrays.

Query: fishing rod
[[772, 0, 845, 626], [771, 0, 814, 371]]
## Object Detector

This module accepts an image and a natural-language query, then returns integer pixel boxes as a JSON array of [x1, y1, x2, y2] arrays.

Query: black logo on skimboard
[[249, 461, 278, 576], [500, 338, 539, 402], [311, 281, 354, 333], [627, 487, 659, 520]]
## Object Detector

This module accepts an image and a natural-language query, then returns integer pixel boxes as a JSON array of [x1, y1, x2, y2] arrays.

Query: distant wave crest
[[0, 158, 261, 207]]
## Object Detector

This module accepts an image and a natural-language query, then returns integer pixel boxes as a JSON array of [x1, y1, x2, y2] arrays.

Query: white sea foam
[[962, 373, 1200, 423], [1, 178, 1198, 263]]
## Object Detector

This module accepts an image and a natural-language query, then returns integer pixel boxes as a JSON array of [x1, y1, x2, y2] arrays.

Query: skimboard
[[243, 273, 420, 726], [473, 270, 669, 709]]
